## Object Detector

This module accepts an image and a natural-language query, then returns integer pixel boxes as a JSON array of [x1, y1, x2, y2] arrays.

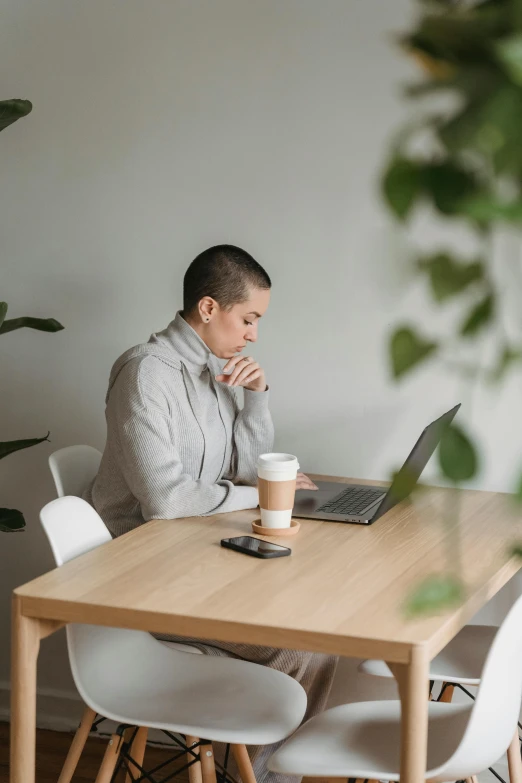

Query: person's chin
[[217, 349, 237, 359]]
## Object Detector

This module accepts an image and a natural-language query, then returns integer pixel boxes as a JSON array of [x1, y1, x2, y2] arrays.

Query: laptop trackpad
[[293, 481, 345, 511]]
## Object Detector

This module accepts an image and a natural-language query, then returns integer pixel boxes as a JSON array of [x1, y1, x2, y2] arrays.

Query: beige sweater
[[84, 312, 274, 537]]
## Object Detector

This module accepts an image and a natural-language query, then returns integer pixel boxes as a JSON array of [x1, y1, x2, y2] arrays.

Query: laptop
[[292, 404, 461, 525]]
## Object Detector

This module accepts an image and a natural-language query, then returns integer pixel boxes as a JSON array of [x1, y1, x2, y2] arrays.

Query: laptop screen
[[372, 403, 461, 521]]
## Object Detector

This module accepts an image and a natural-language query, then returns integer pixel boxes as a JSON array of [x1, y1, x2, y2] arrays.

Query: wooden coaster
[[251, 519, 300, 537]]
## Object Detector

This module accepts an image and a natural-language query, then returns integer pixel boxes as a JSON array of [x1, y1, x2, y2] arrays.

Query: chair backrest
[[39, 496, 163, 719], [40, 496, 111, 566], [48, 445, 102, 498], [438, 591, 522, 779]]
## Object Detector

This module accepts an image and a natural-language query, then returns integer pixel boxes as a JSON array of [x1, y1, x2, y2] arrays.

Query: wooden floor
[[0, 722, 330, 783], [0, 721, 192, 783]]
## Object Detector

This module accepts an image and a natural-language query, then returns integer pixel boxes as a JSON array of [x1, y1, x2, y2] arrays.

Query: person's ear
[[199, 297, 215, 323]]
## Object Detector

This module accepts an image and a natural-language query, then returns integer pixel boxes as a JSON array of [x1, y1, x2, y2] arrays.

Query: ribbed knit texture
[[84, 311, 274, 536], [85, 312, 338, 783], [155, 637, 338, 783]]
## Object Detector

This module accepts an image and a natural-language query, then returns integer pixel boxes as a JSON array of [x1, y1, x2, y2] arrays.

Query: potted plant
[[382, 0, 522, 612], [1, 99, 64, 532]]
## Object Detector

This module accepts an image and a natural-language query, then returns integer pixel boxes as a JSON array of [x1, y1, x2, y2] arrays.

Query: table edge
[[15, 592, 415, 663]]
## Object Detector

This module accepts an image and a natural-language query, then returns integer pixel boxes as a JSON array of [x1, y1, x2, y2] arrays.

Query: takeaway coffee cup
[[257, 453, 300, 528]]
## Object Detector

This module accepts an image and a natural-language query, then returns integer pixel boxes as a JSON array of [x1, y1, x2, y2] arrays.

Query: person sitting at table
[[84, 243, 338, 783]]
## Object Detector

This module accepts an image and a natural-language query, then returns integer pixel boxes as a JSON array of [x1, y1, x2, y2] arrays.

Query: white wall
[[2, 0, 522, 727]]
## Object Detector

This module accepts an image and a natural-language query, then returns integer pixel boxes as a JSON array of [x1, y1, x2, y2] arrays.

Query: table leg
[[387, 647, 430, 783], [10, 595, 41, 783], [507, 730, 522, 783], [10, 595, 64, 783]]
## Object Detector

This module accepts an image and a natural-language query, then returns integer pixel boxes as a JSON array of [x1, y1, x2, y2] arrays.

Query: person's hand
[[296, 472, 319, 490], [215, 355, 267, 392]]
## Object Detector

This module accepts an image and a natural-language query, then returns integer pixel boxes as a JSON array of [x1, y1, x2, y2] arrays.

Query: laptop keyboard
[[317, 486, 385, 516]]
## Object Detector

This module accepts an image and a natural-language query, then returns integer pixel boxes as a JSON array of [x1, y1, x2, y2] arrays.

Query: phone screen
[[221, 536, 291, 557], [233, 536, 288, 554]]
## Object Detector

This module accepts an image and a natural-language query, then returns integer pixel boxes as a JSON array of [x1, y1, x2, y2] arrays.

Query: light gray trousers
[[154, 634, 339, 783]]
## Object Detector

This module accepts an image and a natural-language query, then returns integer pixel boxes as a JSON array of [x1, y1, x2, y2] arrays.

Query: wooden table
[[11, 475, 522, 783]]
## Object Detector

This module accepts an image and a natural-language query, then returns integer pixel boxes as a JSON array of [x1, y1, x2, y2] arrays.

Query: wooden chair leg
[[232, 745, 257, 783], [508, 731, 522, 783], [94, 733, 123, 783], [125, 727, 148, 783], [439, 683, 455, 703], [113, 729, 134, 783], [200, 741, 217, 783], [57, 705, 96, 783], [186, 735, 203, 783]]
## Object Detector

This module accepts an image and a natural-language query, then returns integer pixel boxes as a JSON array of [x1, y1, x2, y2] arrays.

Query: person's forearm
[[119, 409, 260, 520], [145, 480, 259, 520], [232, 388, 274, 485], [202, 484, 259, 516]]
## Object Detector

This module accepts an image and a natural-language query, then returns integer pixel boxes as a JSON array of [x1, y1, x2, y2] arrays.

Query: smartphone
[[220, 536, 291, 559]]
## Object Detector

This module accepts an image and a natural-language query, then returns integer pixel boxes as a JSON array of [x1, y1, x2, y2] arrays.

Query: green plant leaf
[[382, 157, 423, 220], [389, 464, 426, 503], [460, 293, 495, 336], [390, 327, 437, 379], [405, 78, 455, 98], [422, 161, 479, 215], [405, 574, 464, 617], [439, 99, 495, 157], [0, 508, 25, 532], [402, 4, 510, 71], [417, 253, 484, 302], [438, 424, 478, 482], [0, 317, 64, 335], [495, 33, 522, 86], [493, 90, 522, 174], [0, 302, 7, 328], [489, 345, 522, 381], [0, 433, 50, 461], [440, 85, 522, 177], [459, 194, 522, 223], [514, 0, 522, 32], [407, 63, 504, 104], [0, 99, 32, 133]]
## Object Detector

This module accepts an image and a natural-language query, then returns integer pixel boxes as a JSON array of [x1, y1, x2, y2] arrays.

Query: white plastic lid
[[257, 453, 300, 472]]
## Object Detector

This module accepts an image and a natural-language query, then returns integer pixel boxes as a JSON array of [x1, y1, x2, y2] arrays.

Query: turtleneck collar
[[149, 311, 212, 374]]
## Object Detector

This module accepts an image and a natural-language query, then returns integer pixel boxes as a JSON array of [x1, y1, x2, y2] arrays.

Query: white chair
[[48, 444, 201, 659], [268, 594, 522, 783], [359, 624, 497, 688], [359, 624, 521, 782], [48, 445, 102, 498], [40, 496, 307, 783]]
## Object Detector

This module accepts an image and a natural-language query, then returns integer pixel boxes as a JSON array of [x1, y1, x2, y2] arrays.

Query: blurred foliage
[[0, 99, 31, 133], [439, 424, 479, 481], [405, 574, 465, 617], [1, 100, 64, 532], [382, 0, 522, 612]]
